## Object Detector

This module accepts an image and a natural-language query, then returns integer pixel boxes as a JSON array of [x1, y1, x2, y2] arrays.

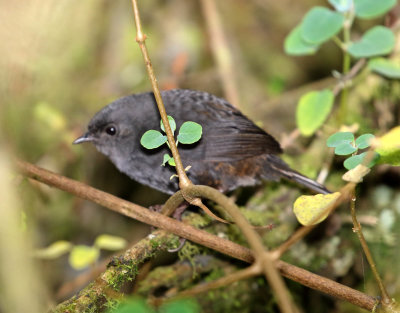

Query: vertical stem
[[130, 0, 191, 189], [200, 0, 240, 108], [349, 189, 391, 304], [338, 15, 352, 124]]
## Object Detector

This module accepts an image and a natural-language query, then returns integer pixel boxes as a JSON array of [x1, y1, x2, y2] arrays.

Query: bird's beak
[[73, 132, 94, 144]]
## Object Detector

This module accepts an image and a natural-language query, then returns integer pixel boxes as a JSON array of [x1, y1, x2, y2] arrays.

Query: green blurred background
[[1, 0, 400, 312]]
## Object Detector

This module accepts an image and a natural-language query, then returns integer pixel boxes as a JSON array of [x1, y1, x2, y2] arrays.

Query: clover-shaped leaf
[[343, 151, 380, 170], [177, 121, 202, 144], [335, 142, 357, 155], [140, 130, 167, 149], [355, 133, 375, 149], [327, 132, 354, 148]]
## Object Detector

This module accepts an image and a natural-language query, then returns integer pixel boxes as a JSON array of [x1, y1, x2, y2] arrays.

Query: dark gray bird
[[74, 89, 329, 195]]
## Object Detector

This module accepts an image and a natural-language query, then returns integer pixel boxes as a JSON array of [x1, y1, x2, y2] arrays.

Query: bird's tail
[[267, 155, 331, 194]]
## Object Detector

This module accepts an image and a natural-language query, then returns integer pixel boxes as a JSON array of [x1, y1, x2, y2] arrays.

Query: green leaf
[[94, 234, 127, 251], [140, 130, 167, 149], [335, 142, 357, 155], [355, 133, 375, 149], [293, 192, 341, 226], [375, 126, 400, 166], [296, 89, 334, 136], [343, 151, 380, 170], [168, 157, 176, 166], [284, 25, 320, 56], [34, 241, 72, 259], [348, 26, 395, 58], [177, 121, 202, 144], [160, 299, 200, 313], [113, 298, 155, 313], [329, 0, 353, 12], [162, 153, 171, 166], [368, 58, 400, 79], [69, 245, 100, 270], [354, 0, 396, 19], [327, 132, 354, 147], [300, 7, 344, 44], [160, 116, 176, 134]]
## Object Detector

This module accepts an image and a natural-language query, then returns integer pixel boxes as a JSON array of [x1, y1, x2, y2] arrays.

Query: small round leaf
[[177, 121, 202, 144], [69, 245, 100, 270], [168, 157, 176, 166], [293, 192, 341, 226], [35, 241, 72, 259], [300, 7, 344, 44], [354, 0, 396, 19], [140, 130, 167, 149], [160, 116, 176, 134], [368, 58, 400, 79], [327, 132, 354, 147], [348, 26, 395, 58], [94, 234, 127, 251], [355, 133, 375, 149], [335, 142, 357, 155], [162, 153, 172, 166], [329, 0, 353, 12], [343, 151, 380, 170], [284, 25, 320, 56], [296, 89, 334, 136]]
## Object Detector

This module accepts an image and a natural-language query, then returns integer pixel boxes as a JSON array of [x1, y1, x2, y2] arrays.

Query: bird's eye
[[105, 125, 117, 136]]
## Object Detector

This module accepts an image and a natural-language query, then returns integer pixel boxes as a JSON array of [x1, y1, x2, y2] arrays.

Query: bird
[[73, 89, 329, 195]]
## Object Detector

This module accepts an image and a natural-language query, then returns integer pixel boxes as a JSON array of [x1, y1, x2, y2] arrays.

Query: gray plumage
[[74, 89, 329, 195]]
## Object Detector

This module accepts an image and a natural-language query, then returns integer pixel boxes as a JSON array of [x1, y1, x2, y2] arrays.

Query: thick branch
[[17, 160, 376, 311]]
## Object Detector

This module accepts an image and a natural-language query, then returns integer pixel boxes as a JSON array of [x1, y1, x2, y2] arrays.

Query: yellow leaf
[[374, 126, 400, 166], [68, 245, 99, 270], [34, 240, 72, 259], [293, 192, 341, 226]]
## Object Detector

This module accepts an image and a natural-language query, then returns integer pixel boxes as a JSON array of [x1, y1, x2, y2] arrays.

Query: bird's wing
[[174, 95, 283, 162]]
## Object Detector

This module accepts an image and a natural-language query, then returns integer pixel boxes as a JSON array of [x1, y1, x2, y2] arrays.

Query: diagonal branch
[[17, 160, 376, 311]]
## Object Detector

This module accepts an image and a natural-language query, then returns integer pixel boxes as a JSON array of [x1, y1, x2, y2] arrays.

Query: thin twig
[[175, 263, 261, 298], [349, 189, 391, 304], [130, 0, 191, 190]]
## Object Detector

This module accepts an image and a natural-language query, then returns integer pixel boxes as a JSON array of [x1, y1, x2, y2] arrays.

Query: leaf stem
[[338, 11, 354, 124]]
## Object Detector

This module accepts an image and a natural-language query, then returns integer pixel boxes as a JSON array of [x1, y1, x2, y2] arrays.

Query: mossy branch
[[17, 160, 376, 311]]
